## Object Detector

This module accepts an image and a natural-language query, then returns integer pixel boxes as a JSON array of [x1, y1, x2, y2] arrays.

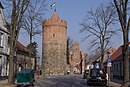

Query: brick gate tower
[[42, 11, 67, 75]]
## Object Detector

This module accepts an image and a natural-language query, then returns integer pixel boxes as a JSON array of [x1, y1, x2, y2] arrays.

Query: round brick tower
[[42, 11, 67, 75]]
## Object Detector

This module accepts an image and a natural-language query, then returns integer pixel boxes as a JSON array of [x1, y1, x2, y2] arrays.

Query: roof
[[110, 46, 122, 61], [51, 11, 59, 19], [104, 42, 130, 63], [104, 46, 122, 64], [113, 54, 122, 62], [16, 41, 36, 57], [16, 41, 29, 52]]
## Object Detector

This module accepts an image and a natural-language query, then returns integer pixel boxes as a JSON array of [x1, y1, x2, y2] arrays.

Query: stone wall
[[42, 11, 67, 75]]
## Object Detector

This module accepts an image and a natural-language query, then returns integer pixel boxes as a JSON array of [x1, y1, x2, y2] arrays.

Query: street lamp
[[106, 51, 111, 87]]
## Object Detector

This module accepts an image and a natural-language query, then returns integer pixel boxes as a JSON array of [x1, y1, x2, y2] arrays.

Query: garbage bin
[[16, 69, 35, 86]]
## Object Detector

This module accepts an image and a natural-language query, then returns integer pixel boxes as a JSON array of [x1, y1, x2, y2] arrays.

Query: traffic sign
[[107, 58, 112, 67], [107, 58, 111, 63]]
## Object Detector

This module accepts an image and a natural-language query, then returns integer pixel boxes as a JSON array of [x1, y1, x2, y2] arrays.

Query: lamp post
[[106, 51, 111, 87]]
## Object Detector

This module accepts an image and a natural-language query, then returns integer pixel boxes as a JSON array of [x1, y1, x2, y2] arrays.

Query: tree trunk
[[123, 29, 129, 83], [8, 55, 14, 84], [34, 57, 37, 71], [100, 51, 104, 68], [29, 34, 32, 69], [80, 59, 83, 74], [100, 43, 104, 68], [8, 39, 16, 84], [113, 0, 129, 82]]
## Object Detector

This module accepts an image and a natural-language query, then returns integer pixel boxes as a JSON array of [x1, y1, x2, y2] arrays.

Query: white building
[[0, 2, 10, 76]]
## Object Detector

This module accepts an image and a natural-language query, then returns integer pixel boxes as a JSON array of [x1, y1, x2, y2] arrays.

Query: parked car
[[87, 68, 107, 86]]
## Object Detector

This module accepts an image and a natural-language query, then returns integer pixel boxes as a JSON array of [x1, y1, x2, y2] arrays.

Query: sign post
[[107, 58, 111, 87]]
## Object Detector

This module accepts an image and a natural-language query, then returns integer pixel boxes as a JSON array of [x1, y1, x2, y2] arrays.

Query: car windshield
[[90, 69, 105, 77]]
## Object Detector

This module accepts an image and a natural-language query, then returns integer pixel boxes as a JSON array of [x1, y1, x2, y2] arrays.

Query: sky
[[17, 0, 129, 56]]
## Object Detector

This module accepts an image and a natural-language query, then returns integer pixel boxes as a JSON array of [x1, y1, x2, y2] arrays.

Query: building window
[[116, 64, 118, 72], [0, 32, 3, 47], [8, 36, 10, 47]]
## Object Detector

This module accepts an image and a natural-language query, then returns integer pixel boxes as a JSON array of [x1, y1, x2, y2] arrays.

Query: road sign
[[107, 58, 111, 63]]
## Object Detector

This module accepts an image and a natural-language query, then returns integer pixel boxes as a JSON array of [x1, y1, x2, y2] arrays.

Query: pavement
[[110, 81, 121, 87], [0, 75, 122, 87], [0, 75, 44, 87], [110, 77, 123, 87], [0, 79, 15, 87]]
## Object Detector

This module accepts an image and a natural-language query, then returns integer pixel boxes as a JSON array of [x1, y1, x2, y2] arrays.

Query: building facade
[[15, 41, 35, 73], [42, 11, 67, 75], [0, 2, 9, 77], [111, 43, 130, 79], [69, 42, 85, 74], [0, 2, 35, 77]]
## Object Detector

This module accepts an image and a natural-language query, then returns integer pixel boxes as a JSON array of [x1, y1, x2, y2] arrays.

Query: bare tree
[[80, 5, 118, 68], [88, 51, 101, 63], [22, 0, 47, 68], [113, 0, 130, 82], [2, 0, 30, 84]]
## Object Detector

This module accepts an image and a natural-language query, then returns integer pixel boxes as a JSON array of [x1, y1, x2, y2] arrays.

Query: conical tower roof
[[43, 11, 67, 28], [51, 11, 59, 19]]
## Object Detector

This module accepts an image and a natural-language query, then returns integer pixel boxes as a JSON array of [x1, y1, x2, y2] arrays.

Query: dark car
[[87, 68, 107, 86]]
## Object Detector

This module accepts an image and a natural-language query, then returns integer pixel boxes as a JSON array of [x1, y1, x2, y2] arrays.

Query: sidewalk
[[0, 75, 43, 87], [110, 77, 123, 87], [0, 79, 15, 87], [110, 81, 121, 87]]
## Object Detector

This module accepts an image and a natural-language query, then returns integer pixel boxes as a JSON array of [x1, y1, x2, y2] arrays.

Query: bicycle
[[121, 80, 130, 87]]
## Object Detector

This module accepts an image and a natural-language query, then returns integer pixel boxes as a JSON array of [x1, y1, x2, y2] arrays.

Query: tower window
[[53, 34, 55, 37]]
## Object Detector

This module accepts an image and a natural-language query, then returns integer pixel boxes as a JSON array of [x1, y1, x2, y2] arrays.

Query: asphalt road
[[34, 74, 105, 87]]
